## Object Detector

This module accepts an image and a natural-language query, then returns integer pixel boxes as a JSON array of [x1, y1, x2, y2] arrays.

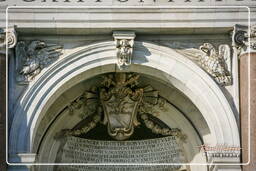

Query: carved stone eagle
[[15, 40, 62, 83]]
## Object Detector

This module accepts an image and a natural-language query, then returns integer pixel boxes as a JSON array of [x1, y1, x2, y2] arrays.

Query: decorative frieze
[[113, 31, 136, 70], [57, 72, 186, 141], [15, 40, 62, 83]]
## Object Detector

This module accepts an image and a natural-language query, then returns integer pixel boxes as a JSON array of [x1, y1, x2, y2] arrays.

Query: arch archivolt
[[9, 41, 240, 168]]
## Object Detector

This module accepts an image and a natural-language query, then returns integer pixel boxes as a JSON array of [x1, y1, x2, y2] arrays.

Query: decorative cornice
[[113, 31, 136, 70], [232, 24, 256, 55]]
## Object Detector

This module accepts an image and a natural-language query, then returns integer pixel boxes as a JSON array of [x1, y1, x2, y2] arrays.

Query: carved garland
[[58, 73, 186, 141]]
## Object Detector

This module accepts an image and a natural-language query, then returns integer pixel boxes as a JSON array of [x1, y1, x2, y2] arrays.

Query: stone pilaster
[[233, 24, 256, 170], [0, 52, 6, 171], [0, 27, 17, 171]]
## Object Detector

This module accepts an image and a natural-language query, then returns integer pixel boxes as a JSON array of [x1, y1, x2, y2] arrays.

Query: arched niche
[[9, 41, 240, 170]]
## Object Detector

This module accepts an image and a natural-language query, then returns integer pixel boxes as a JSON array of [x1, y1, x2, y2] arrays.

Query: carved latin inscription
[[57, 136, 185, 170]]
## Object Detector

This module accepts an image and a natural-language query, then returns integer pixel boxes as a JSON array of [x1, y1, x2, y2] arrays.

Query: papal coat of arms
[[58, 72, 186, 141]]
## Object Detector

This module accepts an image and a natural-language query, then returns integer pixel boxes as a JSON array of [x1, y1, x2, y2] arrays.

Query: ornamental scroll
[[56, 72, 186, 141]]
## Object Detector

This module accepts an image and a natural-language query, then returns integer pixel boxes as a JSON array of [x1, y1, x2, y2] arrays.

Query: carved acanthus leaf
[[15, 40, 63, 84]]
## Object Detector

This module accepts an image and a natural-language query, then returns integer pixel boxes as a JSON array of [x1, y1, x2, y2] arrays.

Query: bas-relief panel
[[9, 33, 238, 154], [5, 31, 239, 151]]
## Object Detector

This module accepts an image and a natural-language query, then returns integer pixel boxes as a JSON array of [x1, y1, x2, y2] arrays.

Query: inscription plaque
[[57, 136, 185, 171]]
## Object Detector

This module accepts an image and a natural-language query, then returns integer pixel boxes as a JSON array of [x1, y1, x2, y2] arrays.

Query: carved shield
[[100, 87, 142, 140]]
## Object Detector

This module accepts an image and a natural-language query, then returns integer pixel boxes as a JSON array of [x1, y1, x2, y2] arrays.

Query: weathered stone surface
[[57, 136, 184, 170]]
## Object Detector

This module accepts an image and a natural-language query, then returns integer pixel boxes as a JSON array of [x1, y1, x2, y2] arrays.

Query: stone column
[[0, 27, 17, 171], [233, 24, 256, 170]]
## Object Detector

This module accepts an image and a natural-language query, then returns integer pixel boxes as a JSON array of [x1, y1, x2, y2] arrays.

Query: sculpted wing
[[218, 44, 231, 73]]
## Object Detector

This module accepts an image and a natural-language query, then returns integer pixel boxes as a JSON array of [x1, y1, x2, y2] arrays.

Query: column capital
[[232, 24, 256, 55], [0, 27, 17, 55]]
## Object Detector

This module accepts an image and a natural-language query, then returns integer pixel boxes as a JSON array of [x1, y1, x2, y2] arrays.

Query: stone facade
[[0, 1, 255, 171]]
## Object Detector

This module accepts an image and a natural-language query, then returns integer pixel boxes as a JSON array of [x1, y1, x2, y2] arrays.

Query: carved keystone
[[113, 31, 136, 70]]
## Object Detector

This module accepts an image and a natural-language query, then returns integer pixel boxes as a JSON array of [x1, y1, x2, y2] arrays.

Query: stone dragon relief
[[57, 73, 186, 141], [15, 40, 63, 83], [176, 43, 232, 86]]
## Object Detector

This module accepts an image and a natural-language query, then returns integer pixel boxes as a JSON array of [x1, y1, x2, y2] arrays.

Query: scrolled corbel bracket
[[0, 27, 17, 51], [232, 24, 256, 55], [113, 31, 136, 70]]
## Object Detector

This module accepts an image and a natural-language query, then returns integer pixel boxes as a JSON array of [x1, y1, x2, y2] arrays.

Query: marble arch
[[8, 41, 240, 166]]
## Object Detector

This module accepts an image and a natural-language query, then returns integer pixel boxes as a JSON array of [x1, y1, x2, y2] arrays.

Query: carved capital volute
[[0, 27, 17, 50], [232, 24, 256, 55], [113, 31, 136, 70]]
